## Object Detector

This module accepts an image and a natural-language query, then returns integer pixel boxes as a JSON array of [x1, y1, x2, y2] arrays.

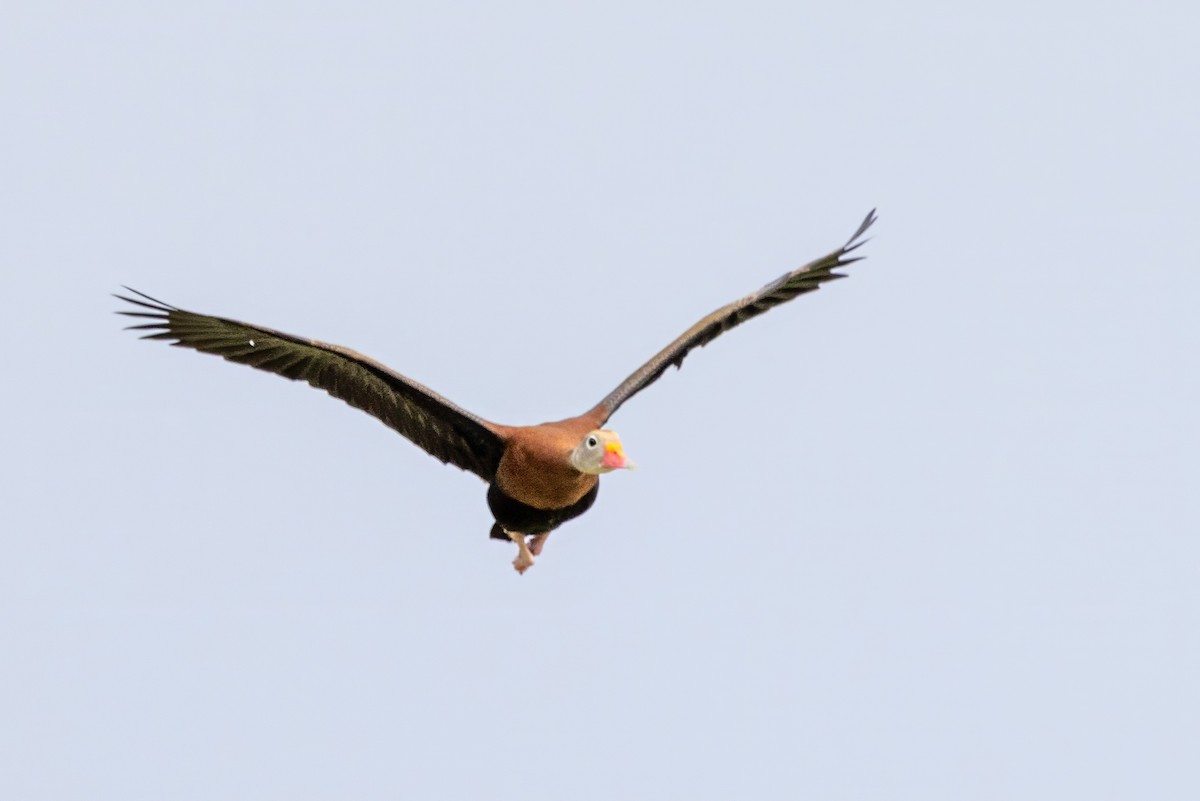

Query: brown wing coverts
[[593, 210, 877, 423], [116, 289, 505, 480]]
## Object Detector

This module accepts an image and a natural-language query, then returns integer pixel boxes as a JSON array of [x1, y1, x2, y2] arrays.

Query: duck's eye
[[587, 436, 598, 448]]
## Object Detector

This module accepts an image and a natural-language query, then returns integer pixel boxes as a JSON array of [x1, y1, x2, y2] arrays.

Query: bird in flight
[[118, 210, 876, 574]]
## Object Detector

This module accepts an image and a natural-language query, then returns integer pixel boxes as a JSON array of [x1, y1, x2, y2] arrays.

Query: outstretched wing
[[116, 289, 506, 481], [590, 210, 876, 424]]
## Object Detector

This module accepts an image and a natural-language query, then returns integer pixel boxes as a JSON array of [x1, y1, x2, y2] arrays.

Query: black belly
[[486, 483, 600, 540]]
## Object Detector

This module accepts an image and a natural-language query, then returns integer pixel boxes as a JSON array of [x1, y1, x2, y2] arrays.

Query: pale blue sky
[[2, 3, 1198, 799]]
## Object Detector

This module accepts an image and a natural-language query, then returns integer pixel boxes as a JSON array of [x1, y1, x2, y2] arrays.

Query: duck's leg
[[505, 530, 536, 574], [528, 532, 551, 556]]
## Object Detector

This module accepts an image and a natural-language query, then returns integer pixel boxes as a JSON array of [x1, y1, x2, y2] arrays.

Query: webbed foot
[[505, 530, 536, 575]]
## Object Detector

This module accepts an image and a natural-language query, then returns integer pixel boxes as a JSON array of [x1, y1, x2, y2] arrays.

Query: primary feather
[[588, 209, 876, 422], [115, 288, 505, 480]]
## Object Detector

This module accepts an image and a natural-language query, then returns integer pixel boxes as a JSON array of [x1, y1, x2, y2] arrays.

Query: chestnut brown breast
[[493, 417, 599, 510]]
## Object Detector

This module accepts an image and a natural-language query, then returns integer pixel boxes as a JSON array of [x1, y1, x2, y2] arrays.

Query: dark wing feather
[[116, 289, 505, 480], [592, 210, 876, 423]]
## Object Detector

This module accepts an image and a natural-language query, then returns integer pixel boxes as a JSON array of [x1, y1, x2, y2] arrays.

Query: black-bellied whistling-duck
[[117, 210, 875, 573]]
